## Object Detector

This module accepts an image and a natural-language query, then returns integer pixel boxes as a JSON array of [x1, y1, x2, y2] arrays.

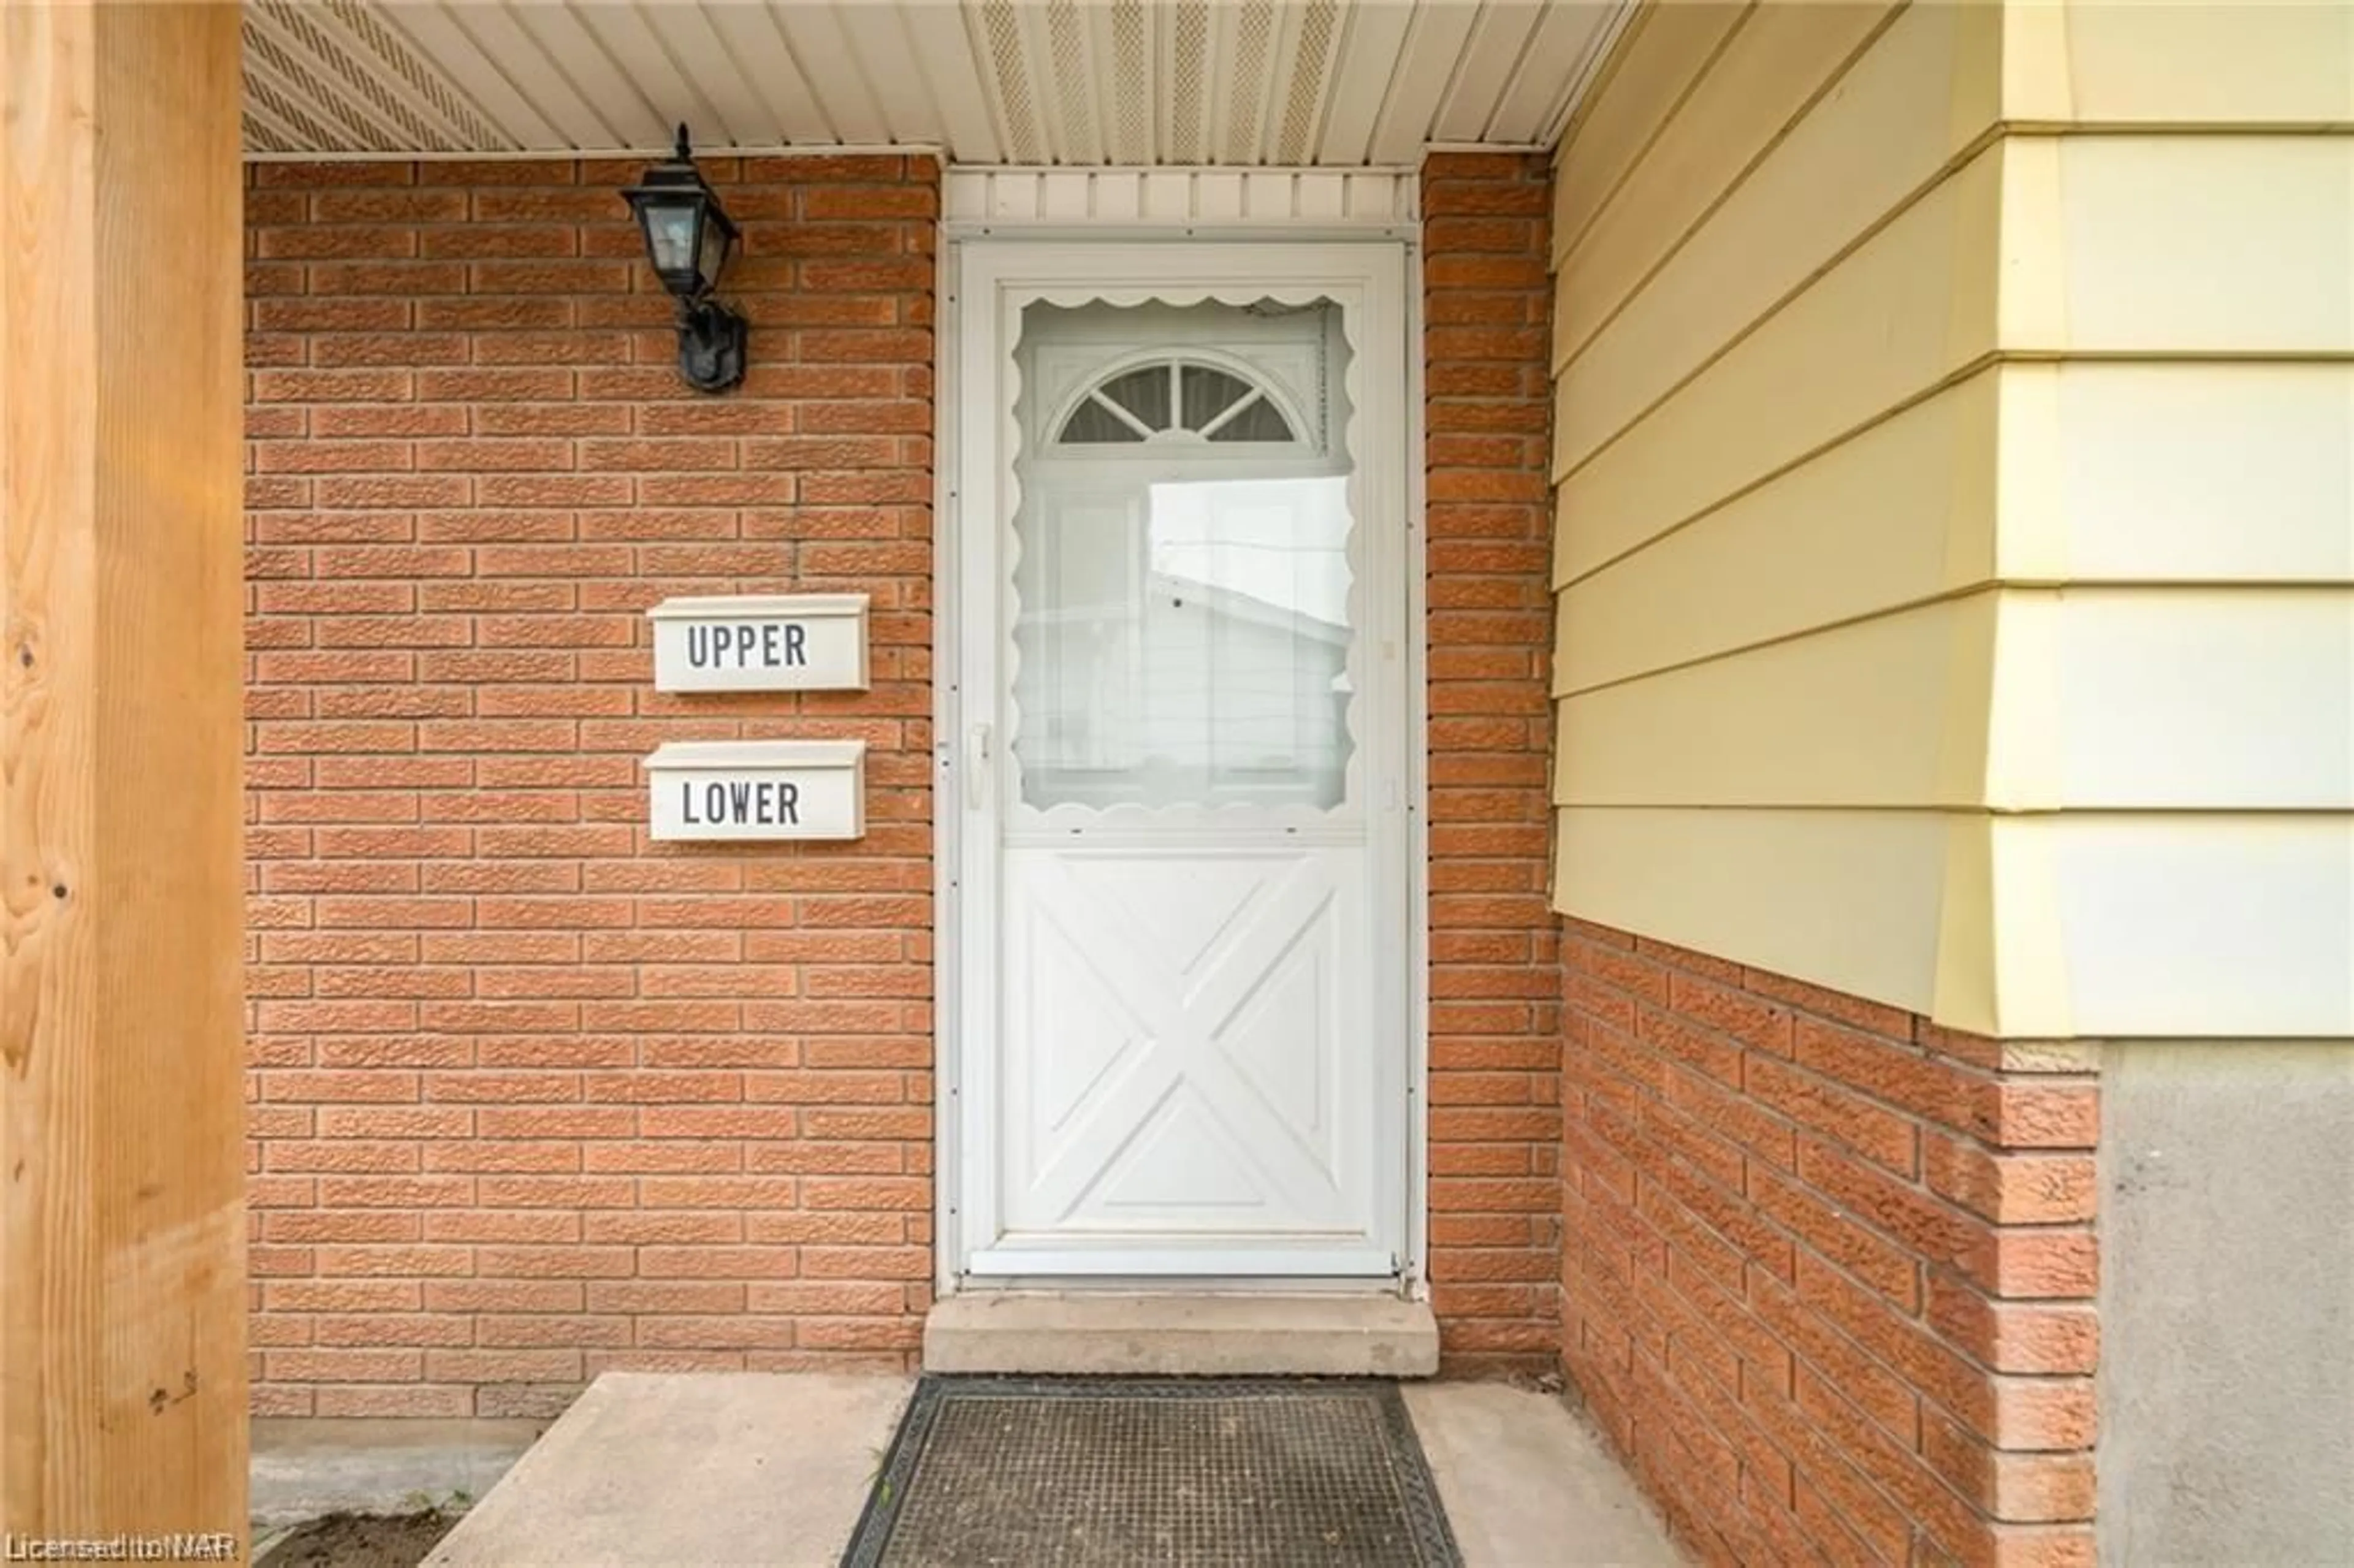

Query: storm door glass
[[1009, 299, 1357, 813]]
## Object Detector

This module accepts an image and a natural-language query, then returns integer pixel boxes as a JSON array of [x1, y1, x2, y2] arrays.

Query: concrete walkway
[[422, 1374, 911, 1567], [1402, 1382, 1682, 1567], [425, 1372, 1681, 1567]]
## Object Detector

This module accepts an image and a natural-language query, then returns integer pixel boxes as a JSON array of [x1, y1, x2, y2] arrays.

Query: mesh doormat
[[841, 1377, 1463, 1567]]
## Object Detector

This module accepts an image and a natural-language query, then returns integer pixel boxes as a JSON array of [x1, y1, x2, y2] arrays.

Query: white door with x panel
[[953, 242, 1412, 1279]]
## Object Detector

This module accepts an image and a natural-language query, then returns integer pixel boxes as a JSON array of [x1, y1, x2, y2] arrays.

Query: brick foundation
[[1419, 151, 1562, 1374], [1558, 921, 2099, 1566]]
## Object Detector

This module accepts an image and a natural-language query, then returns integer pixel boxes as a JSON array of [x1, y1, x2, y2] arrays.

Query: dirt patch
[[1507, 1366, 1566, 1396], [256, 1511, 456, 1568]]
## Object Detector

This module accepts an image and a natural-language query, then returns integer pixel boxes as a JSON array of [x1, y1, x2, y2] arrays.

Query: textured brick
[[245, 156, 940, 1409], [1421, 153, 1560, 1373], [1561, 928, 2098, 1568]]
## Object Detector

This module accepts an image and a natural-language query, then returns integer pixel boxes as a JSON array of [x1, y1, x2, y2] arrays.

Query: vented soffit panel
[[241, 0, 1636, 164]]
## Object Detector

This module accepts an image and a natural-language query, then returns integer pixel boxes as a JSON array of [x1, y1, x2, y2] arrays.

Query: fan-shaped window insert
[[1058, 358, 1298, 446]]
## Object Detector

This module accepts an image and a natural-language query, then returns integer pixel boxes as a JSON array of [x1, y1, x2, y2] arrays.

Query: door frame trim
[[931, 227, 1431, 1296]]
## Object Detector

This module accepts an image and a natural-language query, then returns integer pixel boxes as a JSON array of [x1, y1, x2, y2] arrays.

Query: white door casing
[[948, 240, 1416, 1282]]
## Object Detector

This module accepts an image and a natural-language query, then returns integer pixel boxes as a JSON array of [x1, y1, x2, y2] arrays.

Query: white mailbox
[[644, 740, 866, 842], [649, 593, 869, 693]]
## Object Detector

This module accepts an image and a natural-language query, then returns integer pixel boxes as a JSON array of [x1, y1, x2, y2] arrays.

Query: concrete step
[[923, 1292, 1441, 1376]]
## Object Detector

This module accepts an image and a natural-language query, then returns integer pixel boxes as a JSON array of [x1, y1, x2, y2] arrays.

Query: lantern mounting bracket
[[673, 297, 748, 395]]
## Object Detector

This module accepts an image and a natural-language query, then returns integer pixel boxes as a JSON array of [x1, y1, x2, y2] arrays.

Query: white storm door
[[953, 242, 1411, 1279]]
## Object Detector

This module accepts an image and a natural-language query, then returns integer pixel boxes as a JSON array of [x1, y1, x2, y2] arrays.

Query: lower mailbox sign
[[645, 739, 866, 842]]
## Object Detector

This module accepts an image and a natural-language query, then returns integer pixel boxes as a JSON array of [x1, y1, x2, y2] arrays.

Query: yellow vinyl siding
[[1995, 120, 2354, 1030], [2003, 2, 2354, 128], [1549, 2, 1747, 262], [1549, 0, 2354, 1037], [1983, 590, 2352, 812], [1556, 594, 1997, 808], [1562, 584, 2350, 812], [1552, 1, 1902, 370], [1555, 807, 1986, 1022], [1998, 363, 2354, 584], [1555, 140, 2005, 576], [1555, 1, 1990, 472], [2002, 138, 2354, 352], [1555, 370, 2002, 693], [1984, 815, 2354, 1038]]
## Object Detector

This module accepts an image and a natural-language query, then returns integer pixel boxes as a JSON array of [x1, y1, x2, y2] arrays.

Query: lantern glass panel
[[641, 199, 701, 282], [696, 215, 731, 294]]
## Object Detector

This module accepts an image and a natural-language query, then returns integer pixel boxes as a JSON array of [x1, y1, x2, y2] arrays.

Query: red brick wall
[[242, 154, 938, 1417], [1420, 153, 1561, 1373], [1558, 922, 2100, 1566], [244, 150, 1564, 1414]]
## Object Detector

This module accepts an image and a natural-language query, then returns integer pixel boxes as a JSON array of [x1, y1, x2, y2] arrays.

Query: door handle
[[966, 722, 991, 812]]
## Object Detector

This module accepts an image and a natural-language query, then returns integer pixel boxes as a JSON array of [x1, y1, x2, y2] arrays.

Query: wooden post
[[2, 1, 248, 1546]]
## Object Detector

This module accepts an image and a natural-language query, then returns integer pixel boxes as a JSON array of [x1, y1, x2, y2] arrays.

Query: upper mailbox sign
[[649, 593, 869, 693]]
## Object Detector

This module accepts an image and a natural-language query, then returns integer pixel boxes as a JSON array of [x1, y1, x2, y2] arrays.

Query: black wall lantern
[[622, 126, 747, 394]]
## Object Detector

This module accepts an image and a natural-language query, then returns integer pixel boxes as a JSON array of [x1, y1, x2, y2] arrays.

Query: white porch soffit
[[240, 0, 1635, 164]]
